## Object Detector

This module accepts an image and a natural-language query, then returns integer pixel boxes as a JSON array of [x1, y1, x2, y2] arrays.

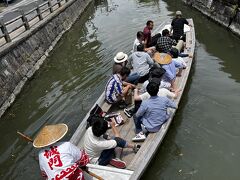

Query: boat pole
[[17, 131, 104, 180]]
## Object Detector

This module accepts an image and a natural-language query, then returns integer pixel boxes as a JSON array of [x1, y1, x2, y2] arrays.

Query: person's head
[[92, 118, 108, 137], [150, 67, 166, 79], [120, 66, 131, 80], [146, 20, 154, 30], [169, 48, 179, 58], [146, 82, 159, 96], [162, 29, 170, 36], [176, 10, 182, 18], [137, 31, 144, 41], [136, 43, 144, 52]]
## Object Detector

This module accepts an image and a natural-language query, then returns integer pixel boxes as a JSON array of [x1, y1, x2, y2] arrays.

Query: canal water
[[1, 0, 240, 179]]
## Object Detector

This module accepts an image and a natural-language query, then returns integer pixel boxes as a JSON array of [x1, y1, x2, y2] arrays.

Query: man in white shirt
[[34, 124, 89, 180], [84, 117, 139, 169]]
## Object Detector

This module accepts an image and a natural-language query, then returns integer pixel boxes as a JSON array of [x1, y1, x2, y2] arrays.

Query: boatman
[[170, 11, 191, 42], [33, 123, 89, 180]]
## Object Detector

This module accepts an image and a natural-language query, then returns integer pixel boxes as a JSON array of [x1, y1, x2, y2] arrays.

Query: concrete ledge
[[0, 0, 93, 119], [184, 0, 240, 37]]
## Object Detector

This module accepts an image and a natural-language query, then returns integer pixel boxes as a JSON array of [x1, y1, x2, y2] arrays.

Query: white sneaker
[[132, 132, 146, 142]]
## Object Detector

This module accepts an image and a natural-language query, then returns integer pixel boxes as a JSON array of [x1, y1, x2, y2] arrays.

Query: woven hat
[[176, 11, 182, 16], [153, 52, 172, 65], [33, 123, 68, 148], [114, 52, 128, 63]]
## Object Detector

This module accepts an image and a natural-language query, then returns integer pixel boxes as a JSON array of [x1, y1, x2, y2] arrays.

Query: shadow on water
[[162, 0, 240, 83]]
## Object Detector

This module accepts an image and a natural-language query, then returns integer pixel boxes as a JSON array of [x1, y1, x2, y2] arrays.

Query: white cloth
[[84, 127, 117, 164], [173, 57, 187, 68], [132, 38, 141, 52], [140, 80, 171, 93], [139, 88, 176, 101], [39, 142, 83, 180]]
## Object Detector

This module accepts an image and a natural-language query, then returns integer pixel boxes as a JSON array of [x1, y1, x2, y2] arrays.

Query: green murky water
[[1, 0, 240, 179]]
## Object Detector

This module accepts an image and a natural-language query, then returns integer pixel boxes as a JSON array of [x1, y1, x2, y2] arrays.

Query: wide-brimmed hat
[[176, 11, 182, 16], [114, 52, 128, 63], [153, 52, 172, 65], [33, 123, 68, 148]]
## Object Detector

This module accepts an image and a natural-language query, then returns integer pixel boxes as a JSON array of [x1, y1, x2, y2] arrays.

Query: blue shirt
[[136, 96, 177, 132], [162, 60, 183, 82], [105, 74, 123, 103]]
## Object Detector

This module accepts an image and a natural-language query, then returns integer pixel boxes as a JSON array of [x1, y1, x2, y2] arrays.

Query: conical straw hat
[[33, 123, 68, 148], [153, 52, 172, 65]]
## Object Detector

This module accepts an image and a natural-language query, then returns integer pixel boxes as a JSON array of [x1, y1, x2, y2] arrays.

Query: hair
[[146, 20, 153, 26], [170, 48, 179, 58], [137, 31, 144, 39], [120, 66, 131, 77], [137, 43, 144, 51], [92, 118, 108, 137], [162, 29, 170, 36], [146, 82, 159, 96]]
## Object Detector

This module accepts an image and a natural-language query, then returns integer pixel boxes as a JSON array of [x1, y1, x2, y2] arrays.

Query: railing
[[0, 0, 71, 47]]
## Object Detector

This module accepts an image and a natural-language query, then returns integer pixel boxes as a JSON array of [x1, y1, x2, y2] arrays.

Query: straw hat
[[153, 52, 172, 65], [33, 123, 68, 148], [114, 52, 128, 63]]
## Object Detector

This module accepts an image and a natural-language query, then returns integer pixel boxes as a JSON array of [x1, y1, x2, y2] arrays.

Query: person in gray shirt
[[127, 44, 154, 83]]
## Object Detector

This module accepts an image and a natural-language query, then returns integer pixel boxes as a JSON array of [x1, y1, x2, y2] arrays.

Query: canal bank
[[0, 0, 240, 179], [0, 0, 93, 119], [184, 0, 240, 36]]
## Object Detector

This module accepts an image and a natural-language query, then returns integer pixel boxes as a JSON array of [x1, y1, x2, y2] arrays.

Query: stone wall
[[0, 0, 92, 118], [184, 0, 240, 36]]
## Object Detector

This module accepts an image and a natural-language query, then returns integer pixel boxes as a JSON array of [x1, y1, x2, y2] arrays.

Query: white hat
[[176, 11, 182, 16], [114, 52, 128, 63]]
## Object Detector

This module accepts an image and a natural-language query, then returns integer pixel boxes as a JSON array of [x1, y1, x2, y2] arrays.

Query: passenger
[[105, 66, 135, 107], [132, 82, 177, 141], [124, 78, 180, 118], [34, 124, 89, 180], [170, 48, 187, 69], [170, 11, 191, 42], [140, 66, 170, 93], [156, 29, 177, 53], [153, 52, 183, 92], [112, 52, 128, 74], [143, 20, 161, 48], [127, 43, 155, 83], [133, 31, 155, 54], [84, 117, 140, 168]]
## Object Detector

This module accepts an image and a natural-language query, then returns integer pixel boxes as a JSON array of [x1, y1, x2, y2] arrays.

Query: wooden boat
[[70, 19, 195, 180]]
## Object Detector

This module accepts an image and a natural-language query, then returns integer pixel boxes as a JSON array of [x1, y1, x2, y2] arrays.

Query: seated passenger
[[84, 117, 140, 168], [156, 29, 177, 53], [112, 52, 128, 74], [105, 67, 135, 106], [170, 48, 187, 69], [133, 31, 155, 54], [153, 52, 183, 91], [132, 82, 177, 141], [127, 44, 154, 83], [143, 20, 161, 48]]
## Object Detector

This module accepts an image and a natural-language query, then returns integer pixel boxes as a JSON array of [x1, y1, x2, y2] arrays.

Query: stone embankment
[[184, 0, 240, 36], [0, 0, 92, 118]]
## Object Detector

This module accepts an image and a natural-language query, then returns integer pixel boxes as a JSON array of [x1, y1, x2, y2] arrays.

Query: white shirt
[[84, 127, 117, 164], [39, 142, 84, 180], [139, 88, 176, 101], [132, 38, 141, 52]]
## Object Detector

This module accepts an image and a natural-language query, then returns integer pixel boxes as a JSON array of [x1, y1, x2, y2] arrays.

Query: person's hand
[[110, 118, 116, 127]]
